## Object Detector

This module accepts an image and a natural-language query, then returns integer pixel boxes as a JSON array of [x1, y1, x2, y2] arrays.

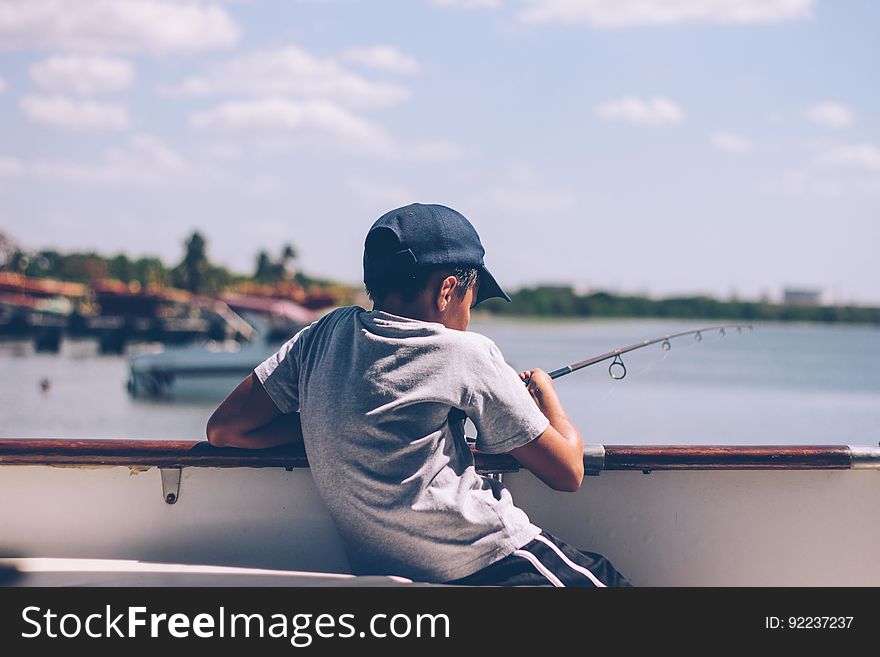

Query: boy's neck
[[373, 300, 436, 324]]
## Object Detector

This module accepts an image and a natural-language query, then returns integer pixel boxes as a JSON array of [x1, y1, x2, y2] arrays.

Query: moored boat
[[126, 336, 276, 399], [126, 298, 317, 400]]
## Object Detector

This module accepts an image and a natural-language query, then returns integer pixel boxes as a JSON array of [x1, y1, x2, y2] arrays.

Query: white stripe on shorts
[[512, 549, 565, 587], [534, 534, 607, 587]]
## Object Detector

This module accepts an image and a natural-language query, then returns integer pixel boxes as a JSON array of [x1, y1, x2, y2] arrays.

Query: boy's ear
[[436, 275, 457, 312]]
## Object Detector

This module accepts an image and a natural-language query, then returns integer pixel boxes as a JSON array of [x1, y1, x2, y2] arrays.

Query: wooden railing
[[1, 439, 877, 471]]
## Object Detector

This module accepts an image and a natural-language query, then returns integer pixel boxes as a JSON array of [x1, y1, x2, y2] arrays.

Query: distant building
[[783, 288, 827, 306]]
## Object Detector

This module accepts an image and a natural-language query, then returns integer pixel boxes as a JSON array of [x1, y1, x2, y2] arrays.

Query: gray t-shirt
[[254, 306, 549, 582]]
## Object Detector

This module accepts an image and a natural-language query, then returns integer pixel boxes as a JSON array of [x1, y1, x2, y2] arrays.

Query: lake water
[[1, 317, 878, 446]]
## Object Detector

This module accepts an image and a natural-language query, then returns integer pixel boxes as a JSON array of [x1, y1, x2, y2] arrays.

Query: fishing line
[[591, 337, 670, 407], [583, 382, 617, 409], [628, 326, 728, 379], [571, 343, 668, 412], [629, 344, 671, 378]]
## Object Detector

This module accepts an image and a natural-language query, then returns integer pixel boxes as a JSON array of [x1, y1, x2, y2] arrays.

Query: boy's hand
[[519, 368, 556, 405]]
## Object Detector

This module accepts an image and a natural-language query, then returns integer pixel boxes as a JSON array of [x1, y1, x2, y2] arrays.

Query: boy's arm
[[508, 368, 584, 492], [206, 372, 304, 449]]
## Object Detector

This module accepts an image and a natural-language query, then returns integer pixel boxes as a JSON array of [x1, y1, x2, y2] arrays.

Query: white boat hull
[[2, 461, 878, 586], [508, 468, 880, 586]]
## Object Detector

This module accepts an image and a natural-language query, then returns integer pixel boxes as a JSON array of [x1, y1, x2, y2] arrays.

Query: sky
[[1, 0, 878, 304]]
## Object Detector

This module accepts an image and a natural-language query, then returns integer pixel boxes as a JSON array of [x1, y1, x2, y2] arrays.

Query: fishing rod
[[546, 324, 753, 381]]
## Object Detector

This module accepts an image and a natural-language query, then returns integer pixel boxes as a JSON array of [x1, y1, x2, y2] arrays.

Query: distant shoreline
[[5, 243, 876, 326], [478, 287, 880, 326]]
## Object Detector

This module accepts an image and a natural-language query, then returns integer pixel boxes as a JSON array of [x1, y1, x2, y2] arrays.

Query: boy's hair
[[365, 266, 479, 304]]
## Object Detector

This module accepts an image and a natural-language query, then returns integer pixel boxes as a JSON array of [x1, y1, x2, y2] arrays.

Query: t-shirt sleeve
[[463, 339, 551, 454], [253, 325, 309, 414]]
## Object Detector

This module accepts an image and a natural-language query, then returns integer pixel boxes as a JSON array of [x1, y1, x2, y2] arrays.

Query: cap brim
[[475, 265, 511, 305]]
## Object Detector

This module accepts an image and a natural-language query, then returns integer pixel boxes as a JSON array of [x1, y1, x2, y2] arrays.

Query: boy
[[207, 203, 630, 586]]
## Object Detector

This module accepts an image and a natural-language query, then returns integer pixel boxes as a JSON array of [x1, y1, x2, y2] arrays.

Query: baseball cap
[[363, 203, 510, 305]]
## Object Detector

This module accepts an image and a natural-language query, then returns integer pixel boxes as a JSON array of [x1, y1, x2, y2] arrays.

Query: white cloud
[[0, 155, 23, 176], [340, 46, 420, 75], [0, 135, 185, 185], [0, 135, 287, 200], [471, 164, 575, 214], [201, 142, 243, 161], [404, 140, 469, 161], [596, 96, 683, 125], [812, 143, 880, 171], [0, 0, 240, 54], [0, 75, 7, 93], [776, 142, 880, 199], [30, 54, 134, 95], [517, 0, 813, 27], [190, 99, 466, 160], [19, 95, 130, 130], [348, 179, 416, 208], [711, 132, 753, 155], [806, 102, 855, 129], [812, 179, 846, 198], [164, 45, 410, 109], [475, 187, 575, 214], [780, 171, 872, 200], [123, 134, 186, 173], [853, 178, 880, 198], [190, 98, 395, 153], [430, 0, 502, 9], [232, 176, 287, 201]]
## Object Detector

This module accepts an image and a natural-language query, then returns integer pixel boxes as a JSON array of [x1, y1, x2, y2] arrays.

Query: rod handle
[[548, 366, 572, 379]]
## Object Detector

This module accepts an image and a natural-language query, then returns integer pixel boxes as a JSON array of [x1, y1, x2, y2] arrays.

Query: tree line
[[479, 285, 880, 325], [2, 231, 877, 323], [0, 230, 306, 296]]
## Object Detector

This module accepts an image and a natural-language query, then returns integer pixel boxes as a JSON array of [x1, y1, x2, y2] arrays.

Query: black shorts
[[445, 531, 632, 587]]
